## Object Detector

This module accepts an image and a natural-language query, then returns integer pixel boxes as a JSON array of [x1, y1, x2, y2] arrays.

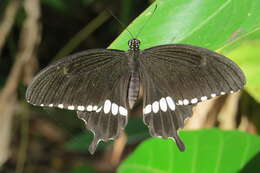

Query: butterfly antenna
[[135, 4, 158, 38], [107, 9, 134, 39]]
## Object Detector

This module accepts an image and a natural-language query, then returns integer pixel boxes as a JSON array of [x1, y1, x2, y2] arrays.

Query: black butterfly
[[26, 38, 246, 154]]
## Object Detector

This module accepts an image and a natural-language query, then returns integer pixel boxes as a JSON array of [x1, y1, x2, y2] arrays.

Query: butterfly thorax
[[128, 38, 140, 51], [127, 38, 141, 70], [127, 39, 141, 109]]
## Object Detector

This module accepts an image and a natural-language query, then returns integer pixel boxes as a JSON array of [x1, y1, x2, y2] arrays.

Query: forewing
[[26, 49, 128, 107], [141, 44, 246, 105], [26, 49, 130, 154]]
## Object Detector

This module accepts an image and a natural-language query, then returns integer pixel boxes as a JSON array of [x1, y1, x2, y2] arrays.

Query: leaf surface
[[118, 129, 260, 173]]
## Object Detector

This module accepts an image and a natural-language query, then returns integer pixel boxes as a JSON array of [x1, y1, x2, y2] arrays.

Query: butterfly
[[26, 38, 246, 154]]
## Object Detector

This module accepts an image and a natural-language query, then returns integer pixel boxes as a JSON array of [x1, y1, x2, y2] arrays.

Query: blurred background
[[0, 0, 259, 173]]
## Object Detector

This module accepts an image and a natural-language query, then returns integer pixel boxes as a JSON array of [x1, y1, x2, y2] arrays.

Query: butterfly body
[[26, 38, 246, 154], [127, 39, 142, 109]]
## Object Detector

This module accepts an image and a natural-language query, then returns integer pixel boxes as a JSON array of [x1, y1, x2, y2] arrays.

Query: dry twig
[[0, 0, 20, 54], [185, 98, 218, 129], [0, 0, 41, 167], [110, 131, 127, 166], [218, 92, 241, 129]]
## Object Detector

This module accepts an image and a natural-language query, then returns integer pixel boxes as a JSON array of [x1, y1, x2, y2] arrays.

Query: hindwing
[[138, 44, 246, 151]]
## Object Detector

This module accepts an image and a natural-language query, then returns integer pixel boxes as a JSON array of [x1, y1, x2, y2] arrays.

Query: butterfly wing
[[139, 44, 246, 150], [26, 49, 130, 154], [139, 62, 193, 151], [141, 44, 246, 103], [76, 73, 129, 154]]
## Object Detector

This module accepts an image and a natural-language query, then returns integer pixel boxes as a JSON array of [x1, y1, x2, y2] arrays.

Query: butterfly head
[[128, 38, 140, 51]]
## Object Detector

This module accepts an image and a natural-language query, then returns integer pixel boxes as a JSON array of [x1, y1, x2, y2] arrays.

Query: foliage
[[118, 129, 260, 173], [225, 36, 260, 102]]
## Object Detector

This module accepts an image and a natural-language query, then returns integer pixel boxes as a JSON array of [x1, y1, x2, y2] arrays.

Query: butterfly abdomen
[[127, 72, 140, 109]]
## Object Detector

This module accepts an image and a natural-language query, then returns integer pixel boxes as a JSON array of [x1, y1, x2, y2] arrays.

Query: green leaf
[[64, 131, 93, 152], [118, 129, 260, 173], [125, 118, 150, 144], [109, 0, 260, 52], [224, 36, 260, 102], [70, 165, 95, 173], [42, 0, 67, 12], [218, 23, 260, 102]]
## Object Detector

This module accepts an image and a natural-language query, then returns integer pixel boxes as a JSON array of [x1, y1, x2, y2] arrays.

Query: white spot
[[159, 98, 167, 112], [77, 106, 85, 111], [211, 93, 217, 98], [166, 96, 175, 111], [58, 104, 64, 108], [92, 105, 98, 111], [152, 101, 159, 113], [178, 100, 183, 105], [40, 104, 44, 107], [201, 96, 207, 101], [49, 104, 53, 107], [96, 107, 102, 113], [143, 104, 152, 114], [191, 98, 198, 104], [104, 100, 111, 114], [87, 105, 93, 111], [68, 105, 75, 110], [168, 137, 176, 142], [111, 103, 119, 115], [183, 99, 189, 105], [220, 91, 226, 95], [230, 90, 234, 94], [119, 106, 128, 116]]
